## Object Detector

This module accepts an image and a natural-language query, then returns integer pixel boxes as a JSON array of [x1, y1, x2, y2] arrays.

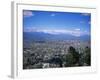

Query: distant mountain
[[23, 32, 90, 42]]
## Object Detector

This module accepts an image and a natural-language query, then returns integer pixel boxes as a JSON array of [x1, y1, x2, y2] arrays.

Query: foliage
[[65, 46, 80, 67]]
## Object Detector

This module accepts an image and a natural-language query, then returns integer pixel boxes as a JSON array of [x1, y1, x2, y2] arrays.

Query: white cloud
[[51, 13, 55, 16], [80, 21, 91, 25], [81, 13, 90, 16], [23, 11, 34, 17], [88, 21, 91, 24], [75, 28, 80, 31], [24, 27, 90, 37], [24, 27, 37, 32], [80, 21, 85, 24]]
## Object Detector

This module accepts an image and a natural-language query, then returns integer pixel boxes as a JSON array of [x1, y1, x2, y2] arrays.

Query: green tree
[[79, 46, 91, 66], [84, 47, 91, 65], [65, 46, 80, 67], [65, 53, 74, 67]]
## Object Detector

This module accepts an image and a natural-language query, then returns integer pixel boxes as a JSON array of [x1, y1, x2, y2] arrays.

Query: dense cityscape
[[23, 40, 91, 69]]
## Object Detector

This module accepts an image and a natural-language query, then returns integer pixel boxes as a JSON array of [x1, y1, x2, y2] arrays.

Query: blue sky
[[23, 10, 91, 37]]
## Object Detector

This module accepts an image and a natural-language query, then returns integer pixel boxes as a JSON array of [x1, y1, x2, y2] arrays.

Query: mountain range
[[23, 32, 90, 42]]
